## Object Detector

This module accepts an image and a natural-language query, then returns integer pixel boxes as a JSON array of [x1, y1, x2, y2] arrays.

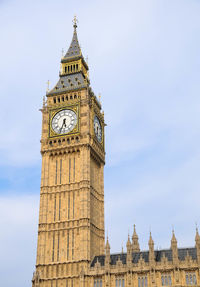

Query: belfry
[[32, 19, 200, 287]]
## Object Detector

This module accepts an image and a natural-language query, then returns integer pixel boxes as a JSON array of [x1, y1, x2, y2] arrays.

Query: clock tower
[[32, 18, 105, 287]]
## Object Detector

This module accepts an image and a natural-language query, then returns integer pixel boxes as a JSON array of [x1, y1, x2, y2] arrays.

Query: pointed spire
[[195, 226, 200, 266], [64, 16, 81, 59], [105, 235, 110, 268], [148, 232, 154, 247], [105, 235, 110, 251], [171, 229, 178, 266], [171, 229, 177, 246], [195, 226, 200, 243], [126, 233, 132, 248], [126, 233, 132, 267], [148, 232, 155, 266], [132, 224, 140, 252]]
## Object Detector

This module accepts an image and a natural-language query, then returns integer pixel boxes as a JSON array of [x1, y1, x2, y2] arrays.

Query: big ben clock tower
[[32, 18, 105, 287]]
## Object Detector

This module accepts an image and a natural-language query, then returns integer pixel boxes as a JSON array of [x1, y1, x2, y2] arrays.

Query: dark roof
[[91, 247, 197, 267], [64, 27, 81, 60], [47, 72, 87, 95]]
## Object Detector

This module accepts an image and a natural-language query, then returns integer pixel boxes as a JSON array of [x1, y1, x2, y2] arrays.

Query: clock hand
[[60, 118, 67, 133], [60, 121, 64, 133]]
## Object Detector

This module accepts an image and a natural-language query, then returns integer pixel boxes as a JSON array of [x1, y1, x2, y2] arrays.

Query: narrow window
[[52, 232, 55, 261], [67, 230, 69, 260], [73, 192, 75, 219], [60, 159, 62, 184], [71, 65, 72, 72], [57, 232, 60, 261], [168, 276, 172, 286], [116, 279, 118, 287], [55, 160, 58, 185], [138, 278, 140, 287], [122, 279, 124, 287], [193, 275, 197, 285], [65, 66, 67, 73], [54, 98, 56, 104], [142, 278, 144, 287], [145, 277, 147, 287], [68, 66, 70, 73], [100, 280, 102, 287], [54, 194, 56, 221], [68, 193, 70, 219], [186, 275, 189, 285], [76, 64, 78, 70], [72, 229, 74, 259], [69, 158, 71, 183], [190, 275, 193, 285], [165, 276, 168, 286], [59, 194, 61, 221], [94, 280, 96, 287], [74, 158, 75, 182], [71, 280, 73, 287], [73, 64, 75, 71]]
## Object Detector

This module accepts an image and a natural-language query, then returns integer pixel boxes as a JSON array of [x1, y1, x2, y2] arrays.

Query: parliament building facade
[[32, 20, 200, 287]]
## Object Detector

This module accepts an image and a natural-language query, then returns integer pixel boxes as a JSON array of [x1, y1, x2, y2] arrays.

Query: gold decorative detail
[[73, 15, 78, 29], [49, 104, 80, 138]]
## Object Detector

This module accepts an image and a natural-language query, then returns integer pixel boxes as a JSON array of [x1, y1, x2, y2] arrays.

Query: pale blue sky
[[0, 0, 200, 286]]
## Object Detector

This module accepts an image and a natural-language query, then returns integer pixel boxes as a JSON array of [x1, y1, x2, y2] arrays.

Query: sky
[[0, 0, 200, 286]]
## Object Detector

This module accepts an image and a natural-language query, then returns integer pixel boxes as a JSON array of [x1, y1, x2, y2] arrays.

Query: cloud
[[0, 194, 39, 287], [1, 0, 200, 286]]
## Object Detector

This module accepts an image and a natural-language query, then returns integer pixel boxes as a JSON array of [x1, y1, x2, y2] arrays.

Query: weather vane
[[73, 15, 78, 28]]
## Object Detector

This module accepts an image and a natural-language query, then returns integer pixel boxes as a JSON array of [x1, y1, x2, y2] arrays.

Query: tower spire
[[64, 16, 81, 59]]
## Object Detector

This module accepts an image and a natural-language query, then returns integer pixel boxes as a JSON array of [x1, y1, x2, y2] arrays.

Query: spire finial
[[46, 80, 50, 92], [73, 15, 78, 29]]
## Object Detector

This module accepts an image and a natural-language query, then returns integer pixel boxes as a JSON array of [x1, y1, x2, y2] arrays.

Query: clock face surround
[[51, 109, 77, 135], [94, 115, 102, 142]]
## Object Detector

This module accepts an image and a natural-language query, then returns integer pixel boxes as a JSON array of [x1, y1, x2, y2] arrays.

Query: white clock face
[[51, 109, 77, 135], [94, 115, 102, 142]]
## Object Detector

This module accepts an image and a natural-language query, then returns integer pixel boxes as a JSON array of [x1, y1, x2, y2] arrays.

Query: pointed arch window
[[185, 273, 197, 285]]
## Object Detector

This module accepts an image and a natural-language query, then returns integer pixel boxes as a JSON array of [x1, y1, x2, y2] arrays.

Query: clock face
[[94, 115, 102, 142], [51, 109, 77, 135]]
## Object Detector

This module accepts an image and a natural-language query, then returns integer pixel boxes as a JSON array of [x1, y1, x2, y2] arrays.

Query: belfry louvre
[[32, 19, 200, 287]]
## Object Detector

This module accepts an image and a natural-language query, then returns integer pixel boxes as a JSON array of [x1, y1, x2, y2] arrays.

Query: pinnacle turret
[[171, 230, 177, 247], [195, 227, 200, 244], [171, 230, 178, 266], [105, 236, 111, 268], [126, 234, 132, 267], [132, 224, 140, 252], [148, 232, 155, 266], [148, 232, 154, 247]]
